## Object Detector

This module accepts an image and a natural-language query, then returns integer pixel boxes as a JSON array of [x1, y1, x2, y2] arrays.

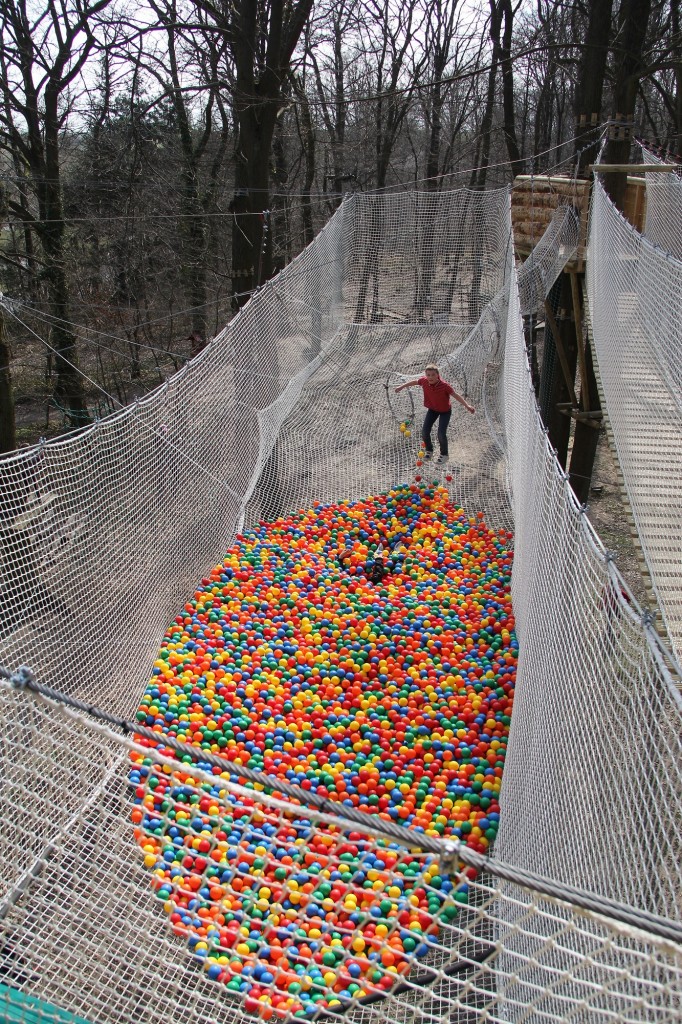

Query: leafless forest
[[0, 0, 678, 449]]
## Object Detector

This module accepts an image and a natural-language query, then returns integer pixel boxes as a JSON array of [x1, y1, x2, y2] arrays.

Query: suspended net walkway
[[587, 164, 682, 661], [1, 188, 681, 1024], [639, 144, 682, 258]]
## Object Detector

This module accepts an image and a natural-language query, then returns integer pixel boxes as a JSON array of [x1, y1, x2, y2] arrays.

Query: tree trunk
[[470, 10, 500, 191], [673, 0, 682, 154], [0, 307, 17, 454], [330, 15, 346, 205], [223, 0, 315, 307], [231, 103, 278, 308], [602, 0, 653, 209], [156, 10, 218, 345], [574, 0, 614, 173], [310, 16, 345, 212], [499, 0, 523, 177], [296, 88, 316, 245], [553, 0, 614, 501], [569, 338, 602, 504], [39, 207, 90, 427], [181, 165, 209, 340], [539, 275, 578, 468], [567, 0, 651, 502], [271, 117, 291, 273]]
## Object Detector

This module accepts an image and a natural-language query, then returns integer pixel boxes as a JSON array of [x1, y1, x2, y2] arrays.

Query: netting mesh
[[498, 252, 682, 922], [0, 189, 513, 715], [587, 176, 682, 660], [1, 187, 682, 1023], [2, 683, 682, 1024], [639, 145, 682, 258], [515, 204, 580, 315]]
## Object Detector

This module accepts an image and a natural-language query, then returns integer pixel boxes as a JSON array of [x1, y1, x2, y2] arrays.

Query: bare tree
[[573, 0, 614, 172], [469, 0, 523, 189], [669, 0, 682, 150], [136, 0, 231, 346], [292, 72, 316, 244], [357, 0, 428, 189], [307, 0, 357, 209], [421, 0, 470, 187], [195, 0, 316, 308], [0, 0, 114, 427], [0, 302, 16, 454], [602, 0, 653, 208]]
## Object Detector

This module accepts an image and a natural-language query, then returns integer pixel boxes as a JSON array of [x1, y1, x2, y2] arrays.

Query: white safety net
[[515, 204, 580, 316], [0, 188, 513, 716], [639, 144, 682, 258], [1, 186, 681, 1024], [1, 681, 681, 1024], [496, 255, 682, 1020], [587, 177, 682, 660]]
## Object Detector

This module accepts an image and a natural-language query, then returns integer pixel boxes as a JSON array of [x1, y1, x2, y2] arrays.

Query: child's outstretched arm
[[395, 379, 422, 392], [452, 390, 475, 414]]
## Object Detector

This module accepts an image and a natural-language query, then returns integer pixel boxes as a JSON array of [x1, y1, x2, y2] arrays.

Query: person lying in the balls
[[338, 537, 408, 583], [365, 540, 409, 583], [366, 544, 388, 584], [338, 543, 390, 583], [395, 363, 475, 463]]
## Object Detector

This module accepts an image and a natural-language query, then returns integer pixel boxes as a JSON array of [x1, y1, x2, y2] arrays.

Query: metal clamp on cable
[[10, 665, 36, 690], [439, 839, 462, 878]]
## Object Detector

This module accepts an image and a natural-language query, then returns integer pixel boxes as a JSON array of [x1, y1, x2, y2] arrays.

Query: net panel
[[587, 177, 682, 661], [1, 682, 681, 1024], [639, 145, 682, 258], [0, 188, 512, 718], [497, 258, 682, 916], [515, 205, 580, 316], [1, 186, 681, 1024], [341, 190, 512, 326]]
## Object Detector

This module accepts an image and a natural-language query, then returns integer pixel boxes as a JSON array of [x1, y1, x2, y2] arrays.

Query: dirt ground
[[583, 428, 650, 609], [4, 292, 657, 635]]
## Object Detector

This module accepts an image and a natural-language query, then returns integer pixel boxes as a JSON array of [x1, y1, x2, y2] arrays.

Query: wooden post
[[539, 275, 579, 468], [569, 332, 602, 505], [543, 299, 578, 408], [569, 0, 653, 503], [570, 273, 589, 408]]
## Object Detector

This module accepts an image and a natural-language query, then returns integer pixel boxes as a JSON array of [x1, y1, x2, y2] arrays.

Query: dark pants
[[422, 409, 451, 456]]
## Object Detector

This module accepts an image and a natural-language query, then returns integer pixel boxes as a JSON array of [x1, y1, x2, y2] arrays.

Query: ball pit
[[130, 483, 517, 1017]]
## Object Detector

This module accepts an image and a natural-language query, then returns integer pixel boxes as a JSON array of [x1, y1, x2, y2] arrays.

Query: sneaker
[[436, 454, 448, 465], [423, 451, 433, 460]]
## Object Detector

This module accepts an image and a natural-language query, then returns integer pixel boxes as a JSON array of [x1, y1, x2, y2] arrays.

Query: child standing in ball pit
[[395, 364, 475, 463]]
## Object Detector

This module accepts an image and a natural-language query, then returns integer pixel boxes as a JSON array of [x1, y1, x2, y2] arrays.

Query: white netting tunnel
[[1, 187, 682, 1024], [588, 172, 682, 661]]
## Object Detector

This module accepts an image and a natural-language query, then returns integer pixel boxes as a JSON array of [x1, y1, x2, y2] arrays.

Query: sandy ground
[[585, 431, 650, 609]]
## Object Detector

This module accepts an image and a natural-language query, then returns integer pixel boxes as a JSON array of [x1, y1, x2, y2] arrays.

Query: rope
[[0, 300, 243, 503], [383, 375, 415, 428]]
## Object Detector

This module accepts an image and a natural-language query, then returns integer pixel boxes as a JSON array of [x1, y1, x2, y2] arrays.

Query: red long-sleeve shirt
[[418, 376, 455, 412]]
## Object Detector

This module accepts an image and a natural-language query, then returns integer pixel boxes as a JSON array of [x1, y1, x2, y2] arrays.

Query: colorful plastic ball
[[131, 484, 517, 1017]]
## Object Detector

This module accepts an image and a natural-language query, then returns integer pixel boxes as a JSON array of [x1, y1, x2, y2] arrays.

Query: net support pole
[[568, 273, 602, 504], [539, 274, 579, 467]]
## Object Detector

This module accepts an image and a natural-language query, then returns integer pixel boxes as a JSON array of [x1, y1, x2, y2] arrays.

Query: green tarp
[[0, 984, 93, 1024]]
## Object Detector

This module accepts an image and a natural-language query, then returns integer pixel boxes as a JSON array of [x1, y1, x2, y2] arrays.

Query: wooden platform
[[512, 174, 647, 271]]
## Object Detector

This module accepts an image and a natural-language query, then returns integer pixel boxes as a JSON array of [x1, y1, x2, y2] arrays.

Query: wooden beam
[[588, 163, 679, 173], [543, 300, 578, 408], [557, 402, 603, 427], [569, 272, 589, 411], [558, 408, 602, 428]]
